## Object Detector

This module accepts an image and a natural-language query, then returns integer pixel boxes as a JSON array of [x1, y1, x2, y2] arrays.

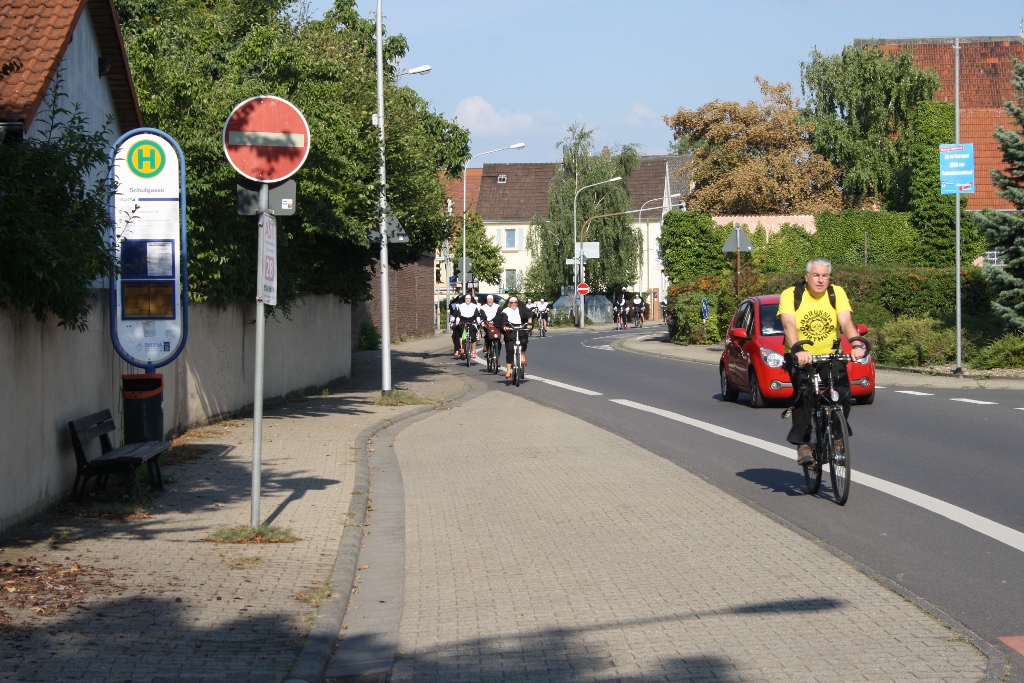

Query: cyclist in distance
[[454, 293, 482, 360], [779, 258, 867, 467], [536, 298, 550, 334], [632, 293, 645, 327], [448, 297, 462, 356], [500, 296, 533, 379], [479, 294, 502, 357]]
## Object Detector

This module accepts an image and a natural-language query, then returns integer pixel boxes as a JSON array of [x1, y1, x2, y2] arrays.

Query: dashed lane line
[[894, 390, 934, 396], [528, 375, 603, 396], [950, 398, 998, 405], [610, 398, 1024, 555]]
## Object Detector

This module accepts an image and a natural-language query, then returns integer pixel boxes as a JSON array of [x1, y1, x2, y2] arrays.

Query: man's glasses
[[808, 273, 831, 280]]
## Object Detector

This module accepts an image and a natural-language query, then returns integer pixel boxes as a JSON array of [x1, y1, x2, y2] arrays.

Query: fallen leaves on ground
[[0, 558, 126, 632]]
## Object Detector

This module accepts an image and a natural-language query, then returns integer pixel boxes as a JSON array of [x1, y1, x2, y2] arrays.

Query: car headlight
[[761, 348, 785, 368]]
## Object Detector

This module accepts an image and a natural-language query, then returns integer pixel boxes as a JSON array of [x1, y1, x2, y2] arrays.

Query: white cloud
[[455, 96, 534, 136], [624, 102, 662, 128]]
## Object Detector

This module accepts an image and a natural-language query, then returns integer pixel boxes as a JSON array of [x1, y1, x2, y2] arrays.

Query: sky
[[307, 0, 1024, 166]]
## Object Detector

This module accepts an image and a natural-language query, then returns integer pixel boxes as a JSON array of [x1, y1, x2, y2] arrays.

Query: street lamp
[[573, 176, 622, 328], [462, 142, 526, 294], [375, 2, 430, 395]]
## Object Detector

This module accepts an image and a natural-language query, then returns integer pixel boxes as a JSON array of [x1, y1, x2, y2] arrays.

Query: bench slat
[[71, 416, 116, 445]]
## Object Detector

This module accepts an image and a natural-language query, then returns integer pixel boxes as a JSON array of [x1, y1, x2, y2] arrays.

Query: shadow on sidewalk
[[1, 593, 307, 682], [329, 597, 843, 683]]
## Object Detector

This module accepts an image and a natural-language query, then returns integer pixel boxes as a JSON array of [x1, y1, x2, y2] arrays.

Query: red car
[[719, 294, 876, 407]]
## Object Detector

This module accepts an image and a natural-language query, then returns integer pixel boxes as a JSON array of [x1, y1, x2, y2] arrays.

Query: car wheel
[[857, 388, 875, 405], [721, 365, 739, 402], [749, 369, 766, 408]]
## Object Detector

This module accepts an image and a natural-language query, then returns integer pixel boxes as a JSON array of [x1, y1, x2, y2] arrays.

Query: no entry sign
[[577, 282, 591, 296], [223, 96, 310, 182]]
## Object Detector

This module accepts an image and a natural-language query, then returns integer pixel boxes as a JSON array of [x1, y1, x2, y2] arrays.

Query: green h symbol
[[136, 146, 157, 171]]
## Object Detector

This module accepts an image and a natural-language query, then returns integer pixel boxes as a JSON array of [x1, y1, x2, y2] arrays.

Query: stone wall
[[352, 254, 438, 348]]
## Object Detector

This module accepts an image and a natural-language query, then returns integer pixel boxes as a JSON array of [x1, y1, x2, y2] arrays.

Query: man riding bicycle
[[536, 298, 550, 334], [779, 258, 867, 467]]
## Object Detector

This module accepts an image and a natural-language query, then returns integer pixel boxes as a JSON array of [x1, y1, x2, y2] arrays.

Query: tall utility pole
[[954, 36, 963, 374], [374, 0, 392, 395]]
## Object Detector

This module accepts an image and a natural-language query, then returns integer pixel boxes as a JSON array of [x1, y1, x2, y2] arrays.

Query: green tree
[[975, 58, 1024, 331], [906, 101, 986, 266], [658, 210, 730, 284], [0, 76, 117, 330], [801, 44, 939, 209], [665, 78, 841, 215], [525, 123, 639, 297], [452, 211, 503, 286], [116, 0, 468, 310]]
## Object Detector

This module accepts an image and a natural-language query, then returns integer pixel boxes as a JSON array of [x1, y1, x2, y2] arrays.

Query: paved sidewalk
[[0, 334, 456, 683], [386, 388, 988, 682], [619, 328, 1024, 391]]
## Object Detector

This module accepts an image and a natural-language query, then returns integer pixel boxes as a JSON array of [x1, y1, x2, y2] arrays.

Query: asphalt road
[[449, 324, 1024, 679]]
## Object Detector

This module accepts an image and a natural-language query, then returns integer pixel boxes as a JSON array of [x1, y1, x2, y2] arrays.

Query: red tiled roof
[[440, 168, 483, 214], [864, 37, 1024, 210], [624, 155, 690, 212], [0, 0, 141, 130]]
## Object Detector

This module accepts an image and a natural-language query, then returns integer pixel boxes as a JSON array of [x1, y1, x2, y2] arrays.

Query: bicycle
[[506, 323, 529, 386], [786, 337, 872, 505], [633, 307, 644, 328], [482, 323, 501, 374], [538, 312, 548, 337], [457, 322, 478, 367]]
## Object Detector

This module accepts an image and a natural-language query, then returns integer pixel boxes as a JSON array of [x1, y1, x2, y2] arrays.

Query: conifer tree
[[975, 59, 1024, 331]]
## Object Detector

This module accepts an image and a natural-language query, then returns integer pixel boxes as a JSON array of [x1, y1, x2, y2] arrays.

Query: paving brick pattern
[[0, 340, 458, 683], [392, 389, 986, 683]]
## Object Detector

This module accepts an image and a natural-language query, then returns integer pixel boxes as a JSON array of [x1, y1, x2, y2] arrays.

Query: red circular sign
[[223, 96, 311, 182], [577, 282, 591, 296]]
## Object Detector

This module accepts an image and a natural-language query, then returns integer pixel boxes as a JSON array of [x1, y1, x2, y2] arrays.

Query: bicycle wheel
[[828, 409, 851, 505], [485, 344, 495, 373], [512, 347, 521, 386], [803, 416, 823, 495]]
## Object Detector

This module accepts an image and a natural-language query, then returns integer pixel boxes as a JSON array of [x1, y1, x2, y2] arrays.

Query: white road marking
[[529, 375, 603, 396], [611, 398, 1024, 555], [875, 386, 886, 389], [950, 398, 998, 405], [894, 390, 934, 396], [1017, 408, 1024, 411]]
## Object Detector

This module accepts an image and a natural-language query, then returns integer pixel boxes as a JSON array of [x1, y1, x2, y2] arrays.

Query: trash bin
[[122, 374, 164, 443]]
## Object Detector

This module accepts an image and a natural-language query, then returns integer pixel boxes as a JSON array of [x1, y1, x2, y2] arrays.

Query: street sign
[[939, 143, 975, 194], [237, 179, 296, 216], [223, 96, 310, 183], [577, 282, 591, 296], [109, 128, 188, 372], [448, 275, 458, 285], [701, 298, 709, 320], [458, 257, 472, 274], [722, 224, 753, 253], [258, 212, 277, 306]]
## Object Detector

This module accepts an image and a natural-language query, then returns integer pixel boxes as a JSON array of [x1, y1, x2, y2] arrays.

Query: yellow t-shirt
[[777, 284, 852, 355]]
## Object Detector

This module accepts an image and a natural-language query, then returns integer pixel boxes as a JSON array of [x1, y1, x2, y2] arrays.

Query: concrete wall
[[0, 294, 351, 534]]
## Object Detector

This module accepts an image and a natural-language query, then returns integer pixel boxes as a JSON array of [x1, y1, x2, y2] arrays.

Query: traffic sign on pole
[[577, 282, 591, 296], [223, 96, 311, 183]]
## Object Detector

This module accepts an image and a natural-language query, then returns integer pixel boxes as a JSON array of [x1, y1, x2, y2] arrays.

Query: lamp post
[[462, 143, 526, 294], [638, 193, 680, 296], [573, 176, 622, 328], [375, 0, 430, 395]]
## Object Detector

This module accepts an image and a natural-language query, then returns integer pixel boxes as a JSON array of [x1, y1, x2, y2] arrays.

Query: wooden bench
[[68, 410, 169, 503]]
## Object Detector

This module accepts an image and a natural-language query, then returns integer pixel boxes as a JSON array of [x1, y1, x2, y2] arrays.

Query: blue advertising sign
[[700, 298, 709, 320], [939, 143, 975, 194]]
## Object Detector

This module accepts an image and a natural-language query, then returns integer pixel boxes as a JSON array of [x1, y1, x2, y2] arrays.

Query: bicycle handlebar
[[791, 336, 872, 362]]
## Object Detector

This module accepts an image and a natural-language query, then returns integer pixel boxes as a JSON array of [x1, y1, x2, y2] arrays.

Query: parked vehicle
[[719, 294, 876, 408]]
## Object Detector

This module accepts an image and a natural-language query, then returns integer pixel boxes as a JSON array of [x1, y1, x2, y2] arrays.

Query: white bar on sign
[[229, 131, 305, 147]]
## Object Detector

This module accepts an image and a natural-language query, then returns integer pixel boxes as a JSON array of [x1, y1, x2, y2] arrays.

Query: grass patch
[[227, 555, 263, 570], [371, 390, 435, 406], [205, 524, 299, 544], [295, 585, 332, 608]]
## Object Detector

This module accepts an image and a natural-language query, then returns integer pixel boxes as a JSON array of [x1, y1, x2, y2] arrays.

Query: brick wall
[[874, 37, 1024, 210], [351, 253, 438, 348]]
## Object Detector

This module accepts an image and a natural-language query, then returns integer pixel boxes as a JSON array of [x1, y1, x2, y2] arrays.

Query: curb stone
[[285, 363, 475, 683]]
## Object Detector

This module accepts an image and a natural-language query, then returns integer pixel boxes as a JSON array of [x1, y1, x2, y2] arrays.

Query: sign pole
[[954, 36, 963, 374], [251, 183, 269, 528], [735, 224, 741, 296]]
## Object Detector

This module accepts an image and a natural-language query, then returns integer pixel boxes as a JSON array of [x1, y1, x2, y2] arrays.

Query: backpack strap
[[792, 280, 836, 311]]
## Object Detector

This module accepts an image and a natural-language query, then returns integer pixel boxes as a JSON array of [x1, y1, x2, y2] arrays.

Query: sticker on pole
[[258, 212, 278, 306], [939, 143, 975, 194], [223, 96, 310, 182], [577, 282, 591, 296]]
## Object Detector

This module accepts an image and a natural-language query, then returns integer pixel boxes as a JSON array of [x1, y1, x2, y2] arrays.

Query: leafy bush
[[814, 210, 918, 266], [669, 290, 722, 345], [875, 316, 961, 366], [659, 211, 731, 284], [970, 332, 1024, 369], [757, 223, 816, 275], [358, 323, 381, 350]]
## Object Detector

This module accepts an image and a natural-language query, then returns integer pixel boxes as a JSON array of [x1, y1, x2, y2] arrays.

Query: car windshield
[[759, 303, 784, 336]]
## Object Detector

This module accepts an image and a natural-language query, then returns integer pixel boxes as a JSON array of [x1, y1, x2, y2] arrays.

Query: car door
[[726, 301, 752, 389]]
